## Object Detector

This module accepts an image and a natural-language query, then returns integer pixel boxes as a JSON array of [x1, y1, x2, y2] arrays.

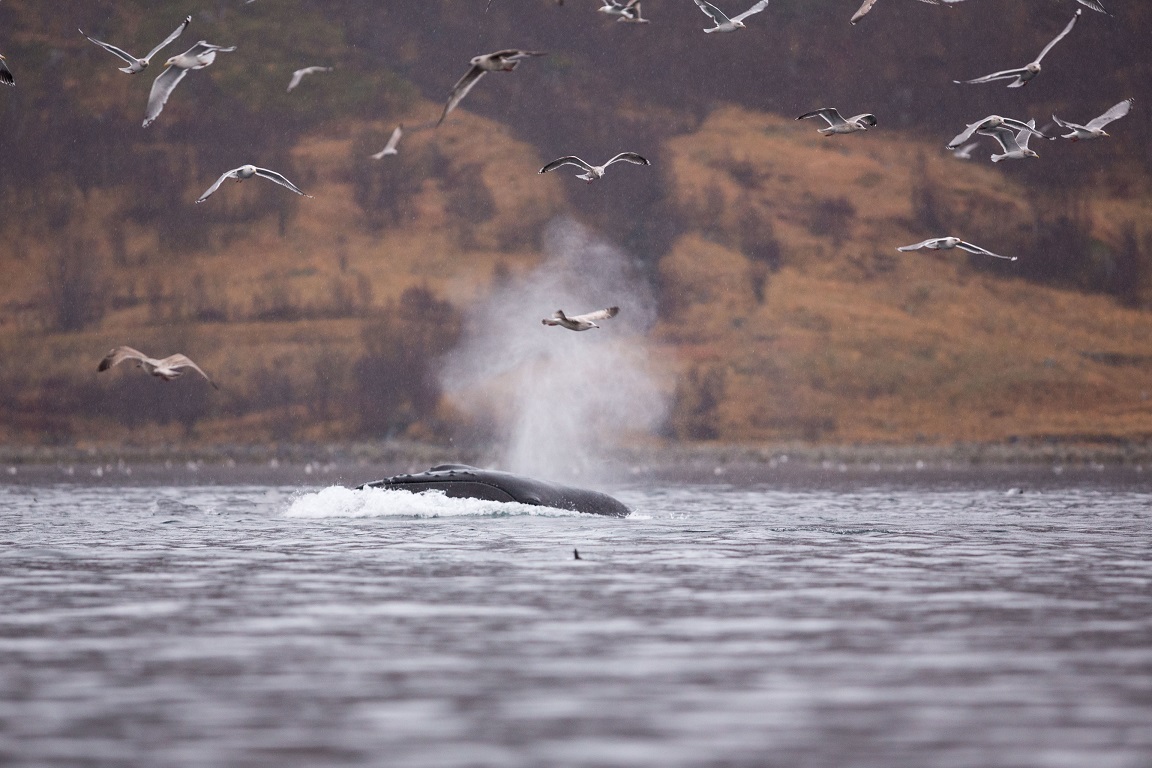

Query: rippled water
[[1, 469, 1150, 767]]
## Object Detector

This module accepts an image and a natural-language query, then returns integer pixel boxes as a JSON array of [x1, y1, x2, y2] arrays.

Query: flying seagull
[[539, 153, 650, 182], [946, 115, 1049, 149], [287, 66, 332, 92], [951, 142, 979, 160], [99, 346, 219, 389], [897, 237, 1016, 261], [0, 55, 12, 87], [437, 50, 546, 127], [1052, 98, 1133, 141], [599, 0, 648, 22], [851, 0, 966, 26], [196, 165, 312, 204], [1071, 0, 1108, 13], [143, 41, 236, 127], [797, 107, 877, 135], [955, 9, 1080, 88], [80, 15, 191, 74], [981, 119, 1042, 162], [692, 0, 770, 32], [542, 307, 620, 331], [370, 126, 403, 159]]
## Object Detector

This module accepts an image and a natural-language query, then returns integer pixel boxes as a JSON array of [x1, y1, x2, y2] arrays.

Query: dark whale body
[[358, 464, 631, 518]]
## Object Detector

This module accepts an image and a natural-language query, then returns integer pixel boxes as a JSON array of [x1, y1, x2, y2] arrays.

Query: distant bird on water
[[287, 66, 332, 92], [437, 50, 547, 127], [99, 347, 219, 389], [80, 15, 191, 74], [0, 55, 13, 87], [954, 9, 1080, 88], [370, 126, 403, 159], [143, 41, 236, 127], [542, 307, 620, 331], [1052, 98, 1133, 141], [539, 153, 650, 182], [797, 107, 877, 135], [196, 165, 311, 204], [691, 0, 770, 32], [898, 237, 1016, 261]]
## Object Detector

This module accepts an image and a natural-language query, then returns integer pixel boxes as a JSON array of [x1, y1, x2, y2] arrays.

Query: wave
[[284, 485, 584, 519]]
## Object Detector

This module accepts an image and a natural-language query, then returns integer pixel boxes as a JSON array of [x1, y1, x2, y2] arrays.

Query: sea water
[[1, 468, 1150, 767]]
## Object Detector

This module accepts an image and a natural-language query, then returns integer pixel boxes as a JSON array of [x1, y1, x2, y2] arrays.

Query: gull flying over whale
[[287, 66, 332, 92], [797, 107, 877, 135], [196, 165, 311, 204], [898, 237, 1016, 261], [370, 126, 403, 159], [99, 346, 219, 388], [955, 9, 1080, 88], [143, 41, 236, 127], [947, 115, 1049, 149], [438, 50, 546, 127], [692, 0, 770, 32], [542, 307, 619, 331], [1052, 98, 1133, 141], [539, 153, 650, 182], [80, 15, 191, 74]]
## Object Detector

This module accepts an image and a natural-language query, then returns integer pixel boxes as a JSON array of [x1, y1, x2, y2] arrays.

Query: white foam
[[284, 486, 582, 519]]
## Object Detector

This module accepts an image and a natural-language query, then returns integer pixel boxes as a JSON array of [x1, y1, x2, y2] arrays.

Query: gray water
[[1, 469, 1150, 767]]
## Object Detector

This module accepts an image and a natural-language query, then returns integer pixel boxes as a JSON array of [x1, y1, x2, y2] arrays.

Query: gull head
[[164, 56, 179, 67], [1026, 63, 1041, 74], [1025, 149, 1040, 159], [733, 20, 746, 29]]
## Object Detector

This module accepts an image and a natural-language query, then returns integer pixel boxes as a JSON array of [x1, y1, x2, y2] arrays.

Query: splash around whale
[[358, 464, 632, 518]]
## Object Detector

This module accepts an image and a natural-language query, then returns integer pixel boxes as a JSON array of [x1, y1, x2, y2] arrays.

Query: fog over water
[[441, 218, 667, 482]]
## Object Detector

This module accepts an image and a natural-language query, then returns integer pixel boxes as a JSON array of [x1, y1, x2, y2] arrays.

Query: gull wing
[[1050, 113, 1079, 131], [253, 168, 310, 197], [0, 57, 12, 87], [731, 0, 771, 24], [849, 113, 878, 127], [953, 142, 979, 159], [896, 239, 941, 252], [604, 152, 650, 167], [982, 125, 1023, 154], [954, 67, 1030, 86], [383, 126, 403, 153], [1033, 9, 1080, 65], [143, 15, 192, 64], [1016, 119, 1038, 151], [99, 346, 152, 371], [195, 168, 242, 204], [947, 119, 986, 148], [1076, 0, 1108, 13], [850, 0, 880, 24], [539, 156, 595, 174], [569, 307, 620, 323], [142, 64, 188, 127], [492, 49, 547, 62], [160, 354, 219, 389], [287, 69, 308, 92], [79, 30, 140, 66], [693, 0, 732, 26], [438, 65, 485, 126], [1085, 98, 1133, 130], [798, 108, 846, 128], [955, 240, 1015, 261]]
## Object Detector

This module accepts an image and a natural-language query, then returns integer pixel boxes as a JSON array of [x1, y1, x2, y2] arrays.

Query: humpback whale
[[358, 464, 632, 518]]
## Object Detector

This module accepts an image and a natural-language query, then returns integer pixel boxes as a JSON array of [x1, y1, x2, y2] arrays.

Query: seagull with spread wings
[[539, 153, 650, 182], [542, 307, 620, 331], [196, 165, 312, 204], [80, 15, 191, 74], [437, 50, 546, 127], [979, 119, 1042, 162], [1052, 98, 1133, 141], [99, 347, 219, 389], [898, 238, 1016, 261], [797, 108, 877, 135], [287, 66, 332, 92], [370, 126, 403, 159], [142, 41, 236, 127], [599, 0, 648, 22], [955, 9, 1081, 88], [850, 0, 970, 25], [946, 115, 1049, 149], [692, 0, 770, 32]]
